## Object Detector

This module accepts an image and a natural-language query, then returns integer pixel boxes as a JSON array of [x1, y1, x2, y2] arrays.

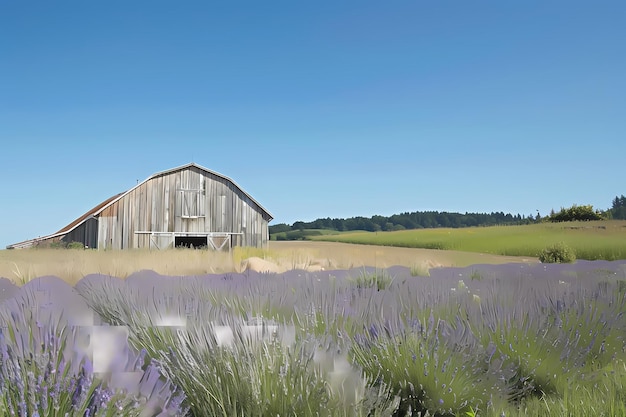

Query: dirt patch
[[239, 257, 284, 274], [239, 255, 330, 274]]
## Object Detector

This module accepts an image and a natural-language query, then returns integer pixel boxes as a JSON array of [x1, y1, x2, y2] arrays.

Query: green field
[[312, 220, 626, 260]]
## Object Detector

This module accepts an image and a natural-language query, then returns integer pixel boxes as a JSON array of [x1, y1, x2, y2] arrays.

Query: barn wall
[[61, 217, 98, 248], [97, 166, 270, 250]]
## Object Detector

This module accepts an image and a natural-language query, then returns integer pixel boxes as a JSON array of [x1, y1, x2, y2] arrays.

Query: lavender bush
[[38, 261, 626, 416], [75, 271, 398, 417], [0, 278, 189, 417]]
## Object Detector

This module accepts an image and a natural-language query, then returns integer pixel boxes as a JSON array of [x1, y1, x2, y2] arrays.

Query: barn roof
[[6, 163, 273, 249], [5, 193, 125, 249], [91, 163, 274, 220], [55, 192, 125, 235]]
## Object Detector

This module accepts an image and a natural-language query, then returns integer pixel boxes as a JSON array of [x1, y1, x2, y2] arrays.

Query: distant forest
[[270, 194, 626, 240]]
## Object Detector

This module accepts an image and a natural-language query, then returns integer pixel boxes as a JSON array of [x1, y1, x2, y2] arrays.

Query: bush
[[47, 241, 85, 249], [350, 268, 394, 290], [539, 242, 576, 263], [548, 204, 603, 222]]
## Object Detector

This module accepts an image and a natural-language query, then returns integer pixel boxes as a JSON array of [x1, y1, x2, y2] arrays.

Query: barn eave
[[92, 162, 274, 221]]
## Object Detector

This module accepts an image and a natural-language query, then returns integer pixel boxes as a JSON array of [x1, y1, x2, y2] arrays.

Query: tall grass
[[349, 268, 395, 290], [231, 246, 278, 265], [0, 247, 236, 285], [1, 242, 524, 287]]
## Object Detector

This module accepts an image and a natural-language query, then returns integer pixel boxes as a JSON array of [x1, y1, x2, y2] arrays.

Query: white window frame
[[179, 189, 205, 218]]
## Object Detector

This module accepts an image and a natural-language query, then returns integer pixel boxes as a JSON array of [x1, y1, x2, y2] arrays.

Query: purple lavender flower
[[0, 332, 8, 361], [71, 370, 89, 407], [84, 385, 102, 413], [50, 377, 61, 401], [40, 384, 48, 412], [133, 348, 148, 372], [43, 358, 54, 382], [166, 392, 186, 412], [368, 324, 379, 339], [82, 356, 94, 376], [27, 371, 38, 412], [15, 370, 25, 402], [56, 357, 67, 377], [17, 401, 27, 416], [98, 387, 113, 408]]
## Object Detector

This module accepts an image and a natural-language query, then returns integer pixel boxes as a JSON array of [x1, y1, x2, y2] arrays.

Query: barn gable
[[7, 163, 273, 250]]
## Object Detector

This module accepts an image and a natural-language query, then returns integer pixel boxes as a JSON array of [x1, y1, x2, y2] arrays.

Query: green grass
[[349, 268, 395, 290], [312, 220, 626, 260], [270, 228, 343, 241]]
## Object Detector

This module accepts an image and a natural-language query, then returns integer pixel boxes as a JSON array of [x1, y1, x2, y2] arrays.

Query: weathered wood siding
[[61, 217, 98, 248], [97, 166, 270, 250]]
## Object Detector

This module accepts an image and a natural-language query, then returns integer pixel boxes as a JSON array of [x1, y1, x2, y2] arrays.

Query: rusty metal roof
[[5, 192, 125, 249], [7, 193, 123, 249], [55, 192, 124, 234]]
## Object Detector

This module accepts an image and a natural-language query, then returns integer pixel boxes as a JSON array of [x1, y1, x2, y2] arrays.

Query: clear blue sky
[[1, 1, 625, 248]]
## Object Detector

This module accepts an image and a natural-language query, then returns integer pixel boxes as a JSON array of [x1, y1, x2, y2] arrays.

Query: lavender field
[[1, 260, 625, 416]]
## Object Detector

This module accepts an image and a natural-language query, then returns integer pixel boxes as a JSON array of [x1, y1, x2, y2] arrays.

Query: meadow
[[1, 260, 625, 416], [1, 222, 626, 416], [313, 220, 626, 261], [0, 242, 533, 286]]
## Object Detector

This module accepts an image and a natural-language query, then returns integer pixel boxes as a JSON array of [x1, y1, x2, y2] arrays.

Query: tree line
[[544, 195, 626, 222], [270, 194, 626, 240], [270, 211, 541, 240], [610, 195, 626, 220]]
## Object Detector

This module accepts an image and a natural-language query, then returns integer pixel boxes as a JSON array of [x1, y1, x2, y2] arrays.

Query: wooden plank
[[94, 165, 270, 250]]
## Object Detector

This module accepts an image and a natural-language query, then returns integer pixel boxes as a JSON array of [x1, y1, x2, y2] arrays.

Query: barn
[[7, 163, 273, 250]]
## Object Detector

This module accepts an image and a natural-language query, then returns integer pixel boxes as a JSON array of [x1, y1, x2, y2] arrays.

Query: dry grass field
[[0, 241, 537, 286], [269, 240, 536, 270]]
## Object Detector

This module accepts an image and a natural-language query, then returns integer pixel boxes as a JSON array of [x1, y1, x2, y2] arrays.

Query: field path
[[269, 240, 538, 271]]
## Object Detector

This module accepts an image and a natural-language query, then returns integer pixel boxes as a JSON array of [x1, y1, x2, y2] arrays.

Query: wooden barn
[[7, 163, 273, 250]]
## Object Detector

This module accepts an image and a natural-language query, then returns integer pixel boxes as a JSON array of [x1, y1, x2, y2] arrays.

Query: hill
[[270, 196, 626, 241], [311, 220, 626, 261]]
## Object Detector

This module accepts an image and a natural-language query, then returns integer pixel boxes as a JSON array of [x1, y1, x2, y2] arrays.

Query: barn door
[[207, 234, 231, 251], [149, 233, 173, 250]]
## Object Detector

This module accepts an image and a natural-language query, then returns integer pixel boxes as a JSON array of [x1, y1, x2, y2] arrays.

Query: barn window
[[179, 189, 205, 218]]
